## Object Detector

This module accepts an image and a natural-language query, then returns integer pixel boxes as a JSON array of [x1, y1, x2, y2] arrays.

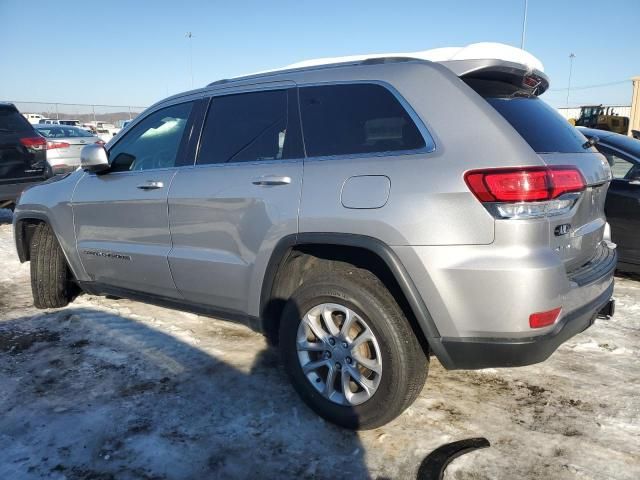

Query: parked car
[[0, 103, 49, 210], [13, 43, 615, 429], [579, 127, 640, 272], [95, 128, 117, 143], [34, 125, 103, 175], [23, 113, 46, 124], [58, 119, 82, 127]]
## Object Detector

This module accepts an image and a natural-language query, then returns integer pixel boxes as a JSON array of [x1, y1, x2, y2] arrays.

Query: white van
[[23, 113, 46, 124]]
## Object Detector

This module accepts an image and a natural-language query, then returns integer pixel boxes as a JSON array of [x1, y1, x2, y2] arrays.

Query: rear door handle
[[136, 181, 164, 190], [252, 175, 292, 186]]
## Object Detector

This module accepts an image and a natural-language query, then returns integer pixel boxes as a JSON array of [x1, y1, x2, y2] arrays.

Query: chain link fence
[[10, 101, 148, 127]]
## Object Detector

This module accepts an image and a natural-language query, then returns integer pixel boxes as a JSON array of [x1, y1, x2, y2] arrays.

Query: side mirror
[[80, 144, 109, 173]]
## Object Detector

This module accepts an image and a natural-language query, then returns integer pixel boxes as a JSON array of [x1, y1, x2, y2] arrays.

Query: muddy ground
[[0, 210, 638, 479]]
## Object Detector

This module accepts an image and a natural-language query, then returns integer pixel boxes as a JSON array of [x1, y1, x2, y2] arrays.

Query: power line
[[548, 79, 630, 92]]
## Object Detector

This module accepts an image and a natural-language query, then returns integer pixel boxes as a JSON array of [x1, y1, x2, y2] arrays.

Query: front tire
[[30, 223, 72, 309], [279, 265, 428, 429]]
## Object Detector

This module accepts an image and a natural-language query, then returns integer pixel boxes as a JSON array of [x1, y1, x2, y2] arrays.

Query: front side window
[[108, 102, 193, 172], [198, 89, 301, 165], [299, 83, 426, 157]]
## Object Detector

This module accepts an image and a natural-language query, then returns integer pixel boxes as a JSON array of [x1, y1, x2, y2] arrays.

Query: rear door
[[598, 144, 640, 266], [167, 86, 304, 315], [484, 97, 611, 271], [72, 100, 198, 298]]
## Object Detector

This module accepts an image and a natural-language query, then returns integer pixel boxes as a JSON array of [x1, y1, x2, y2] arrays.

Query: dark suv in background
[[0, 102, 49, 210]]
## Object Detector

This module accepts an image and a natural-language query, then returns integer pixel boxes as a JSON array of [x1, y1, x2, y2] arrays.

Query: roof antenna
[[186, 32, 194, 88]]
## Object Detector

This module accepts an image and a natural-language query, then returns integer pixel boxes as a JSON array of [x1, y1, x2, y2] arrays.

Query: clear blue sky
[[1, 0, 638, 108]]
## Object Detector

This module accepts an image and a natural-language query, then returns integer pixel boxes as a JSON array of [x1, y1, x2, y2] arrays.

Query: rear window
[[485, 97, 588, 153], [299, 84, 425, 157], [0, 107, 33, 133], [36, 126, 95, 138]]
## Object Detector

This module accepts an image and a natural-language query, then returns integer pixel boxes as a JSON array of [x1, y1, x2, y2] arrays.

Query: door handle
[[136, 181, 164, 190], [252, 175, 292, 186]]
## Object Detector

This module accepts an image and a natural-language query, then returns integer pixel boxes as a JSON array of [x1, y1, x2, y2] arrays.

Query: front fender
[[13, 170, 89, 282]]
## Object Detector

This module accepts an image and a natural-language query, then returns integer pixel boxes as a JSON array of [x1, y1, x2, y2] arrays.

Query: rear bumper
[[394, 241, 617, 370], [436, 281, 614, 369]]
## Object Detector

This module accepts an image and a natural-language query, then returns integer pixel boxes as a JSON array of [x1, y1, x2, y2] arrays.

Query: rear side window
[[197, 89, 303, 165], [486, 97, 587, 153], [299, 84, 425, 157], [0, 107, 33, 133]]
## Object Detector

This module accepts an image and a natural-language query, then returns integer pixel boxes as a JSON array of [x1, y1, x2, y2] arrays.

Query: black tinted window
[[108, 102, 192, 171], [299, 84, 425, 157], [0, 107, 32, 133], [198, 89, 301, 165], [486, 97, 587, 153]]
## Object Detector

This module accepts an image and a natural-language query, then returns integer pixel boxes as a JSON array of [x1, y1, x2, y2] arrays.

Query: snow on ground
[[0, 209, 638, 479]]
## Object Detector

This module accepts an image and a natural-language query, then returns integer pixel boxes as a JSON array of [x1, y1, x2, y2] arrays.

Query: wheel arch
[[260, 233, 450, 363], [13, 211, 88, 284], [14, 212, 50, 263]]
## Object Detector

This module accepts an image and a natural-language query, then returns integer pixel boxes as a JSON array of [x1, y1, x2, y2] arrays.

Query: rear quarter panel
[[295, 62, 545, 246]]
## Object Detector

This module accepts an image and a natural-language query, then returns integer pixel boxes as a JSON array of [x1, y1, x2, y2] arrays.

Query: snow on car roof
[[283, 42, 544, 73], [232, 42, 545, 82]]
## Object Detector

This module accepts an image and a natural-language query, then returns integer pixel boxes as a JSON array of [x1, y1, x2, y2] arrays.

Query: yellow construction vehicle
[[569, 105, 629, 134]]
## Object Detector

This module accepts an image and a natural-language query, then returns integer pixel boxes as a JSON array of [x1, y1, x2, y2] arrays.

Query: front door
[[600, 145, 640, 266], [72, 100, 196, 297], [167, 87, 304, 315]]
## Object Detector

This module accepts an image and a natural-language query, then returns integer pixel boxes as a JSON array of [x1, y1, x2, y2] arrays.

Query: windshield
[[36, 125, 95, 138], [485, 97, 589, 153]]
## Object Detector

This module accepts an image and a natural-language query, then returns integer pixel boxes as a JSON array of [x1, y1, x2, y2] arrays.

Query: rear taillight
[[465, 166, 586, 219], [46, 141, 71, 150], [95, 140, 105, 145], [19, 136, 47, 152], [529, 307, 562, 329]]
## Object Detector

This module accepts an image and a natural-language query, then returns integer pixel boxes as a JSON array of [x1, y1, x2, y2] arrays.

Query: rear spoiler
[[441, 59, 549, 96]]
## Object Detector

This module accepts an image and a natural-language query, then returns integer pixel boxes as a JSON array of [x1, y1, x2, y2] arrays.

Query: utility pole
[[520, 0, 528, 49], [186, 32, 194, 89], [566, 53, 576, 109]]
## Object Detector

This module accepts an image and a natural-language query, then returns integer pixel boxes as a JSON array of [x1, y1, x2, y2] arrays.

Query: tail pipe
[[597, 298, 615, 319]]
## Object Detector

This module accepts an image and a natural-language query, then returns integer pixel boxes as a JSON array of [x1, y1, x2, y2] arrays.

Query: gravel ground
[[0, 209, 638, 480]]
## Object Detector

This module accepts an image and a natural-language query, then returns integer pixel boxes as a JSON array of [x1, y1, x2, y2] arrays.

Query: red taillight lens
[[548, 168, 585, 198], [95, 140, 105, 145], [46, 141, 70, 150], [529, 307, 562, 328], [465, 167, 585, 202], [19, 136, 47, 151]]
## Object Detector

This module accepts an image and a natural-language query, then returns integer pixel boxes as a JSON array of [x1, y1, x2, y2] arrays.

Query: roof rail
[[207, 78, 231, 87], [206, 57, 425, 87]]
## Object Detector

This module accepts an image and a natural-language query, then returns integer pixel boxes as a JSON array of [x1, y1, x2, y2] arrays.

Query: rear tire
[[279, 264, 428, 429], [30, 223, 72, 309]]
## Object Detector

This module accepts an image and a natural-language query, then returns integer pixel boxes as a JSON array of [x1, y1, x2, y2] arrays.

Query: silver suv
[[14, 52, 616, 429]]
